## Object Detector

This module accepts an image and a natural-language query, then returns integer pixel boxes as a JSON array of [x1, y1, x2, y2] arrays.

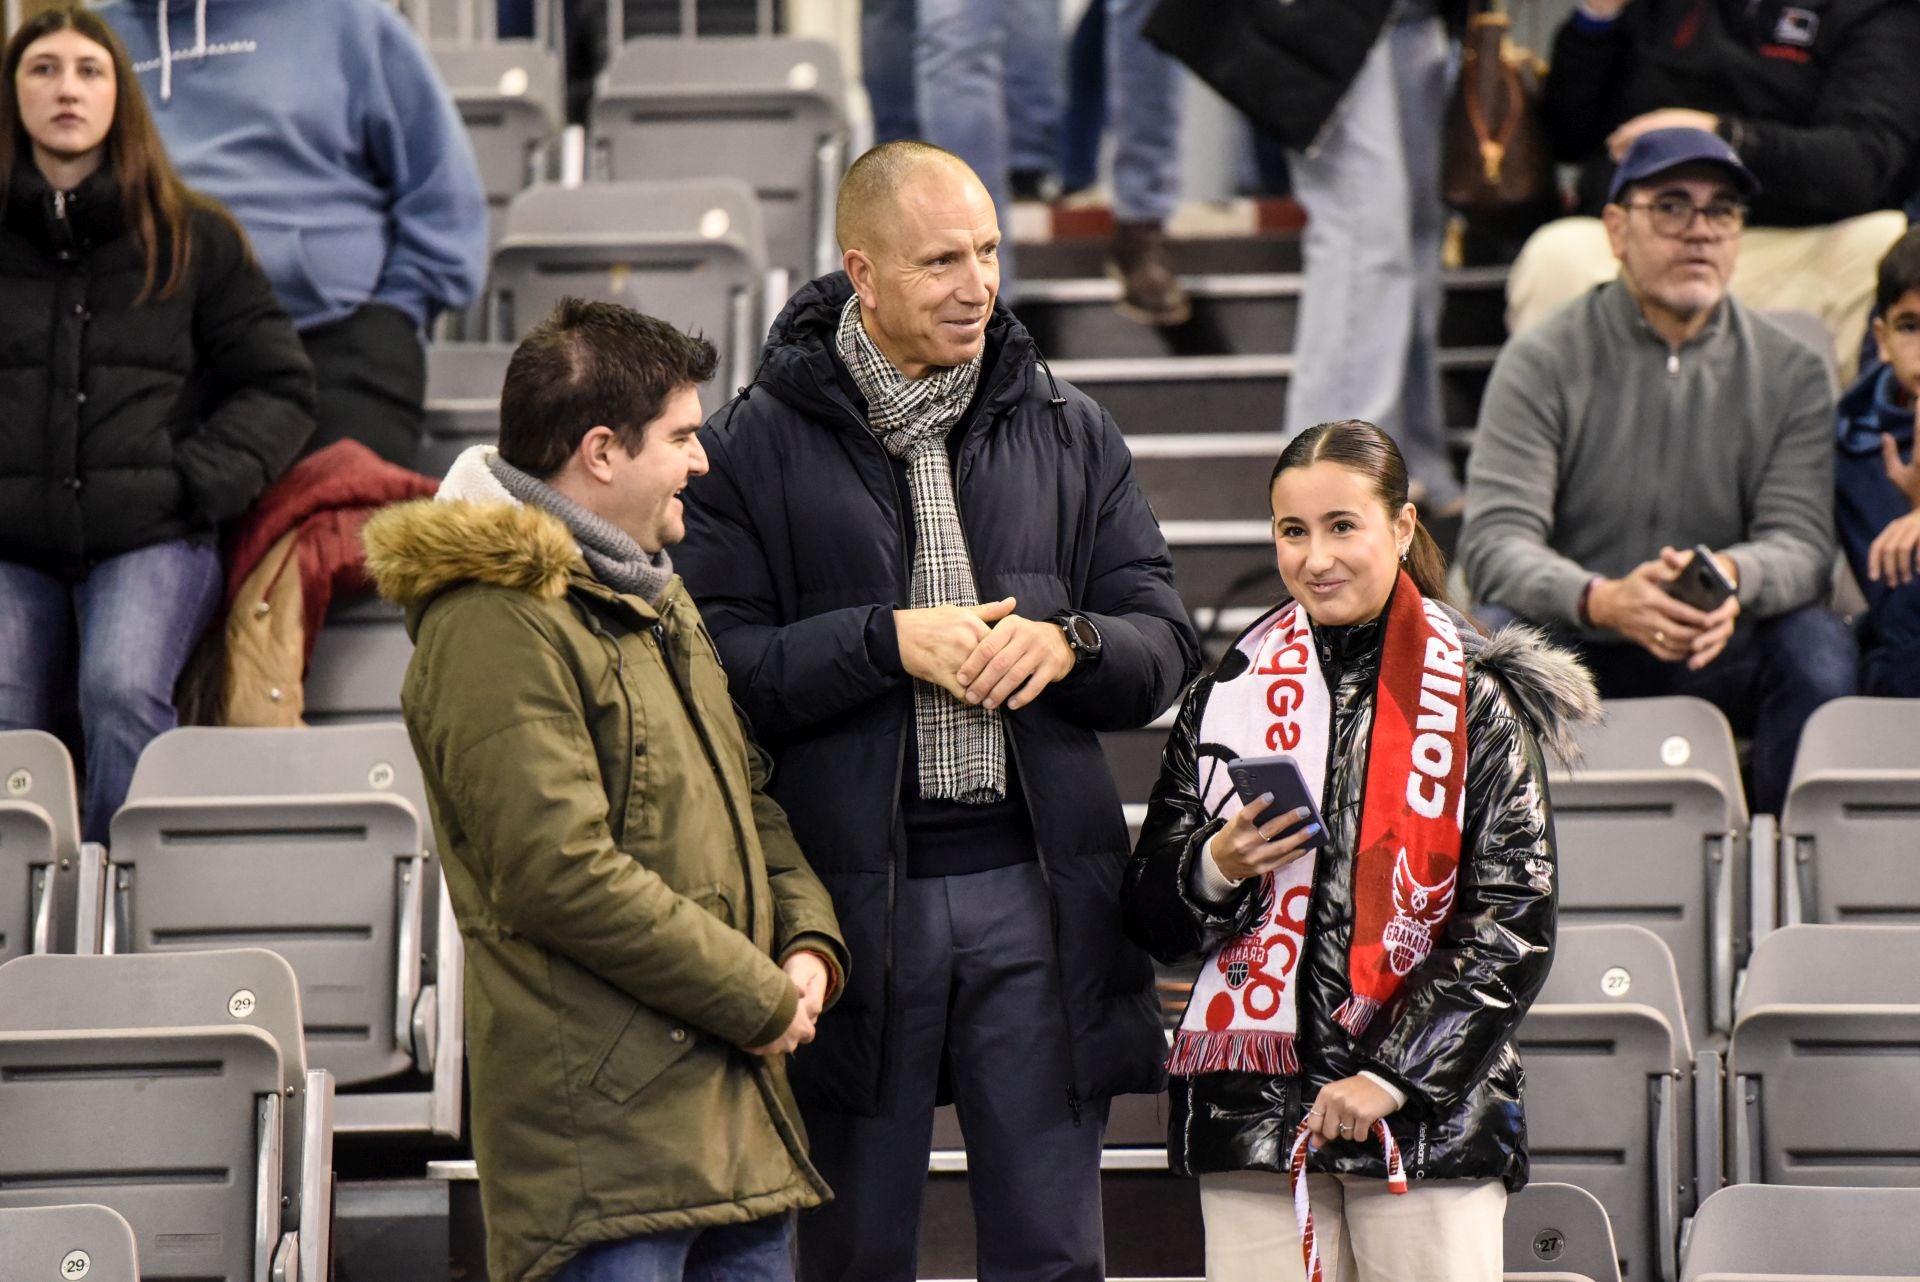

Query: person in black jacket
[[676, 141, 1200, 1282], [0, 5, 313, 840], [1123, 420, 1597, 1282], [1143, 0, 1470, 514], [1509, 0, 1920, 376]]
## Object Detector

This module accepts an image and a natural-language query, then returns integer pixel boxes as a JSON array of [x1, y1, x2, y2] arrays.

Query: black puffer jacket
[[1542, 0, 1920, 224], [677, 273, 1201, 1116], [0, 161, 314, 579], [1143, 0, 1467, 151], [1123, 603, 1598, 1189]]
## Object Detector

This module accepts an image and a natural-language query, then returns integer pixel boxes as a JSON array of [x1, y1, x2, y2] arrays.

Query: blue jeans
[[0, 540, 223, 842], [555, 1215, 794, 1282], [1059, 0, 1184, 221], [863, 0, 1062, 172], [1284, 4, 1457, 507], [1478, 602, 1859, 815]]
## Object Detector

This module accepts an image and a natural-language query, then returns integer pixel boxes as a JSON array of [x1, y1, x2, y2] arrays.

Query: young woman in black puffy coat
[[0, 5, 312, 839], [1122, 420, 1598, 1282]]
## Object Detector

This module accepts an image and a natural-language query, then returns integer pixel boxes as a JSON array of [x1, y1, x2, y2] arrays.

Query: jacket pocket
[[587, 1001, 699, 1105]]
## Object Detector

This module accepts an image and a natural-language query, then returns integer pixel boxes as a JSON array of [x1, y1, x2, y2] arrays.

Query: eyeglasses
[[1623, 195, 1748, 238]]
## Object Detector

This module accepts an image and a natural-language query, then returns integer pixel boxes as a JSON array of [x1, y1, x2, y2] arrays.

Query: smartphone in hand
[[1664, 544, 1736, 612], [1226, 754, 1328, 853]]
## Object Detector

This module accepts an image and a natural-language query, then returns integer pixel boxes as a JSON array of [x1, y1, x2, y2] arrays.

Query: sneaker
[[1109, 220, 1192, 327]]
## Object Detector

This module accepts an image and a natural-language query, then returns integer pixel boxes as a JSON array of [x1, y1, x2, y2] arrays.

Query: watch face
[[1066, 616, 1098, 650]]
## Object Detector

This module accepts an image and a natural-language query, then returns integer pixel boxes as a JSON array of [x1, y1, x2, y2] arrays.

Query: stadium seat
[[1681, 1184, 1920, 1279], [1550, 696, 1750, 1041], [0, 1203, 140, 1282], [1778, 698, 1920, 925], [0, 949, 332, 1282], [105, 727, 463, 1139], [432, 40, 562, 248], [1518, 924, 1699, 1282], [489, 179, 767, 411], [420, 342, 514, 479], [1726, 924, 1920, 1188], [1504, 1181, 1623, 1282], [305, 596, 416, 724], [0, 729, 84, 961], [590, 36, 847, 285]]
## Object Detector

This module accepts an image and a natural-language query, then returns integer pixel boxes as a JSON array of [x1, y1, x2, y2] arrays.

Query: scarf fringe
[[1166, 1029, 1299, 1077], [1331, 995, 1381, 1036]]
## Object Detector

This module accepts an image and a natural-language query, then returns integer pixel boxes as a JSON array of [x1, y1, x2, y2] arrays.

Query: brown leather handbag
[[1443, 2, 1555, 221]]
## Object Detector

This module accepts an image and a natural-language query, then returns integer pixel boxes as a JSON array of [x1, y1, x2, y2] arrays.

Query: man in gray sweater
[[1461, 127, 1856, 814]]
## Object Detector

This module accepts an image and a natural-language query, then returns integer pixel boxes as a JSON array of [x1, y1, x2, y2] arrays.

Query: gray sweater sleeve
[[1460, 338, 1593, 626], [1719, 344, 1838, 618]]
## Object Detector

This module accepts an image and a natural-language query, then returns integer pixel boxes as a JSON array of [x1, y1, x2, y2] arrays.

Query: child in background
[[1836, 228, 1920, 697]]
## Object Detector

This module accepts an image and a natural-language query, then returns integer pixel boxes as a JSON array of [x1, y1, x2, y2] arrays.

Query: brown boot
[[1109, 220, 1192, 327]]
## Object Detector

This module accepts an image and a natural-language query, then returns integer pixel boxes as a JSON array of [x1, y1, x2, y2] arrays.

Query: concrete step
[[1021, 233, 1302, 279], [1018, 266, 1509, 361], [1056, 347, 1499, 441]]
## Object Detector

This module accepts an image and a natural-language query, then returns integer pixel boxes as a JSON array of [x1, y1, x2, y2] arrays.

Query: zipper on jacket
[[49, 188, 77, 259], [860, 426, 918, 1108], [648, 617, 762, 939], [947, 427, 1091, 1123]]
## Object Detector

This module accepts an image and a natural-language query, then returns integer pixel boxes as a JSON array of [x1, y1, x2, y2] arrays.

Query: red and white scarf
[[1168, 572, 1470, 1077]]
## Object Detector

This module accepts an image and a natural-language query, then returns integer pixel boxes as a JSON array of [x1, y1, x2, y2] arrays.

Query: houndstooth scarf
[[836, 295, 1005, 804]]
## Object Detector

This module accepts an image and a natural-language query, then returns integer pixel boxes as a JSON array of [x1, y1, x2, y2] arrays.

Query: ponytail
[[1404, 519, 1450, 604]]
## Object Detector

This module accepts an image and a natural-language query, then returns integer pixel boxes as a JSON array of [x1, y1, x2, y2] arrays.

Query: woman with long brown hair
[[1123, 419, 1598, 1281], [0, 4, 312, 840]]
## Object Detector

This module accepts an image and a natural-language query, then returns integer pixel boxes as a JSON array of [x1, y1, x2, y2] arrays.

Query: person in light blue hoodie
[[100, 0, 488, 466]]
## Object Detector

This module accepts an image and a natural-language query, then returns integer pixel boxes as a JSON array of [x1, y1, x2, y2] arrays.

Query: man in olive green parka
[[363, 299, 848, 1282]]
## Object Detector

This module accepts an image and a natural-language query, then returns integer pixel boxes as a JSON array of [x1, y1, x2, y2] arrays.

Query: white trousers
[[1199, 1170, 1507, 1282], [1504, 210, 1908, 384]]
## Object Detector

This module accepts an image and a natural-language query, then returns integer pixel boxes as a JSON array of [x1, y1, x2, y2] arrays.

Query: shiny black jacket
[[678, 274, 1201, 1116], [1122, 603, 1598, 1189], [0, 160, 314, 579]]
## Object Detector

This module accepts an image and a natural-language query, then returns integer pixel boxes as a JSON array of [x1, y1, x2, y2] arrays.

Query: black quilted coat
[[1122, 601, 1597, 1190], [678, 273, 1201, 1117], [0, 160, 313, 579]]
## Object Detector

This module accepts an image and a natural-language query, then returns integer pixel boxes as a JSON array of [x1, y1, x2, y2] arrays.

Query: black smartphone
[[1225, 754, 1327, 853], [1664, 544, 1737, 612]]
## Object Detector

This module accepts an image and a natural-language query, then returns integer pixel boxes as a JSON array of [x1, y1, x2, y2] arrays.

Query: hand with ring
[[1305, 1075, 1401, 1151]]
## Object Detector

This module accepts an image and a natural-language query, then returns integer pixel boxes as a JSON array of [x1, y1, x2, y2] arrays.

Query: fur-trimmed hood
[[361, 446, 583, 617], [1464, 623, 1603, 768]]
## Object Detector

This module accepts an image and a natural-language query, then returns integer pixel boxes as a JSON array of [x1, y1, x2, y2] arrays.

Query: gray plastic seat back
[[1551, 697, 1747, 1042], [304, 596, 415, 724], [0, 1026, 284, 1282], [490, 179, 765, 411], [1781, 698, 1920, 923], [109, 792, 422, 1087], [125, 724, 430, 827], [0, 1204, 140, 1281], [1728, 925, 1920, 1188], [0, 731, 82, 958], [421, 343, 514, 477], [1520, 925, 1691, 1282], [1682, 1184, 1920, 1278], [1504, 1181, 1623, 1282], [591, 36, 846, 281], [432, 42, 560, 209], [0, 948, 312, 1222]]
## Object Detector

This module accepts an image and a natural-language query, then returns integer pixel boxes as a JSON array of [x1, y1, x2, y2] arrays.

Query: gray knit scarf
[[485, 452, 675, 607], [836, 295, 1004, 804]]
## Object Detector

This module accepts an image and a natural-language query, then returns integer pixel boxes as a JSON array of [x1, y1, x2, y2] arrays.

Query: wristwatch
[[1050, 611, 1103, 666]]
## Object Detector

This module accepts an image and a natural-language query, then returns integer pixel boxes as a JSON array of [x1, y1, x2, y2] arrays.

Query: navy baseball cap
[[1607, 126, 1760, 203]]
